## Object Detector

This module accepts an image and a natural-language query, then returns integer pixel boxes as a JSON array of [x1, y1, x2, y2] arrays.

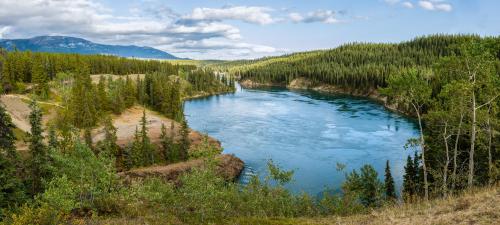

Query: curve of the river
[[185, 85, 419, 196]]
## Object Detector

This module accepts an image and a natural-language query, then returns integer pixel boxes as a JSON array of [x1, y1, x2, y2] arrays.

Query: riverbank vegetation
[[217, 34, 500, 202]]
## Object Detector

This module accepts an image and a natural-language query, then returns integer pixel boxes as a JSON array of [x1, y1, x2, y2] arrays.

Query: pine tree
[[360, 164, 383, 207], [179, 117, 190, 161], [140, 110, 151, 165], [160, 123, 173, 163], [47, 126, 59, 150], [402, 155, 415, 200], [96, 75, 110, 113], [0, 104, 19, 164], [384, 160, 397, 200], [68, 64, 97, 130], [31, 54, 49, 99], [28, 101, 48, 195], [0, 104, 25, 217], [123, 76, 136, 108], [0, 153, 25, 218]]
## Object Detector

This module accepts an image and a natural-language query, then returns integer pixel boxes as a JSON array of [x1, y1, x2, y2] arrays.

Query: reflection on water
[[185, 85, 419, 195]]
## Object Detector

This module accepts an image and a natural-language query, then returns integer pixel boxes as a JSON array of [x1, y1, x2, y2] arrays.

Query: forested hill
[[216, 34, 500, 90], [0, 36, 180, 59]]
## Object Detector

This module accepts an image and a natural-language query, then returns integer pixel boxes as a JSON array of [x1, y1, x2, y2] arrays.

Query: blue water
[[184, 85, 419, 196]]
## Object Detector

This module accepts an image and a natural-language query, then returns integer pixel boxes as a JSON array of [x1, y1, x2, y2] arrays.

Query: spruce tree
[[384, 160, 397, 200], [68, 64, 97, 130], [414, 151, 424, 196], [0, 104, 19, 164], [0, 153, 25, 218], [31, 54, 49, 99], [28, 101, 48, 195], [96, 75, 110, 113], [402, 155, 415, 200], [160, 123, 173, 163], [179, 117, 190, 161], [140, 110, 155, 166], [0, 104, 25, 218], [47, 126, 59, 150], [359, 164, 383, 207]]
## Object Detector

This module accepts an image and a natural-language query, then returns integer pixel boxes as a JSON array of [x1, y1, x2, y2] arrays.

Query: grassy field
[[230, 185, 500, 225]]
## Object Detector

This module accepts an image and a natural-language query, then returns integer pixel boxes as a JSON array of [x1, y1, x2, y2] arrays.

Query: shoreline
[[239, 78, 412, 117]]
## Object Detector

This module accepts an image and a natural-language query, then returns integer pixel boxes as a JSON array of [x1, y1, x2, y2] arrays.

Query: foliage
[[384, 160, 397, 200], [27, 101, 49, 196]]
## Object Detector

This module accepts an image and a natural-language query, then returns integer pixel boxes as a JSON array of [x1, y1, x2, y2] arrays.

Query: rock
[[287, 77, 314, 89], [118, 154, 244, 183]]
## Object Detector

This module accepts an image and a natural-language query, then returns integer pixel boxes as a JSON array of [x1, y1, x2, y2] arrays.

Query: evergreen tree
[[414, 151, 424, 196], [28, 101, 48, 195], [179, 117, 190, 161], [0, 104, 19, 164], [402, 155, 416, 200], [31, 54, 49, 99], [0, 153, 25, 218], [160, 123, 173, 163], [68, 64, 97, 130], [123, 76, 136, 108], [359, 164, 383, 207], [384, 160, 397, 200], [96, 75, 110, 113], [47, 126, 59, 150], [0, 104, 25, 218], [139, 110, 155, 166]]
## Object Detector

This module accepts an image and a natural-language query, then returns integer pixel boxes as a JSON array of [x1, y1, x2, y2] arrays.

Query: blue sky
[[0, 0, 499, 59]]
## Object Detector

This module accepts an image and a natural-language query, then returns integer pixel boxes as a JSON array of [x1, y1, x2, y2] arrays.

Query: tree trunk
[[443, 122, 450, 197], [452, 113, 463, 191], [413, 103, 428, 201], [487, 108, 493, 185], [468, 91, 476, 188]]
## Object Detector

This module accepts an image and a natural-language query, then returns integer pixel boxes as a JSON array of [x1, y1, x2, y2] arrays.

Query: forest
[[0, 34, 499, 224], [217, 34, 500, 201]]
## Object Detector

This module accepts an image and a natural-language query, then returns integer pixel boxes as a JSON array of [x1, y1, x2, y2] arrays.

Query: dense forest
[[217, 34, 500, 201]]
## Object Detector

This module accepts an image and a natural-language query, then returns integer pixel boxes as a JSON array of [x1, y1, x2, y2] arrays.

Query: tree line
[[0, 49, 196, 94], [220, 34, 500, 201]]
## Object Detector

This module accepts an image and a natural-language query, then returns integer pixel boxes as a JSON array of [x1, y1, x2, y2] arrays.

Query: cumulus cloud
[[385, 0, 451, 11], [0, 0, 287, 59], [418, 0, 453, 12], [289, 10, 339, 24], [180, 6, 275, 25], [402, 2, 414, 8]]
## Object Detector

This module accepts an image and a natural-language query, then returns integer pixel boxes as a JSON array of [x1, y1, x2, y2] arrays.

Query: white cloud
[[181, 6, 275, 25], [0, 0, 286, 59], [418, 1, 453, 12], [402, 2, 414, 8], [0, 26, 11, 38], [289, 10, 339, 24]]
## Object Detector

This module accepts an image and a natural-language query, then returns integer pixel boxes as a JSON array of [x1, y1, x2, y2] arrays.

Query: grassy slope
[[231, 185, 499, 225]]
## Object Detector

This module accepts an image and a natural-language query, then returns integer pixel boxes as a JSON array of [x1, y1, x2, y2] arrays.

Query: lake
[[184, 84, 419, 196]]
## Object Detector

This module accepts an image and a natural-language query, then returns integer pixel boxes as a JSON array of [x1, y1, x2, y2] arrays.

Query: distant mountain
[[0, 36, 181, 59]]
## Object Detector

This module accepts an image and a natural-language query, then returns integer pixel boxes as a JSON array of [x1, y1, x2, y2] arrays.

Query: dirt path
[[93, 105, 220, 149], [0, 94, 59, 133]]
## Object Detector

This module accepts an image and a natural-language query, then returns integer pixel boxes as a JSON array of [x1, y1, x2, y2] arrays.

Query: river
[[184, 84, 419, 196]]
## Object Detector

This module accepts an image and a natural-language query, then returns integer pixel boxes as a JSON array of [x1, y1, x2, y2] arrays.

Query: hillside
[[217, 35, 499, 92], [0, 36, 180, 59], [230, 185, 500, 225]]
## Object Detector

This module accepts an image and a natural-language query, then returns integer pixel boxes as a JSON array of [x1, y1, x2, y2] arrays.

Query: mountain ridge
[[0, 36, 182, 59]]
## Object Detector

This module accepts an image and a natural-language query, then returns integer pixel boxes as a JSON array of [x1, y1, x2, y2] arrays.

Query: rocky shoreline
[[240, 78, 410, 116]]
